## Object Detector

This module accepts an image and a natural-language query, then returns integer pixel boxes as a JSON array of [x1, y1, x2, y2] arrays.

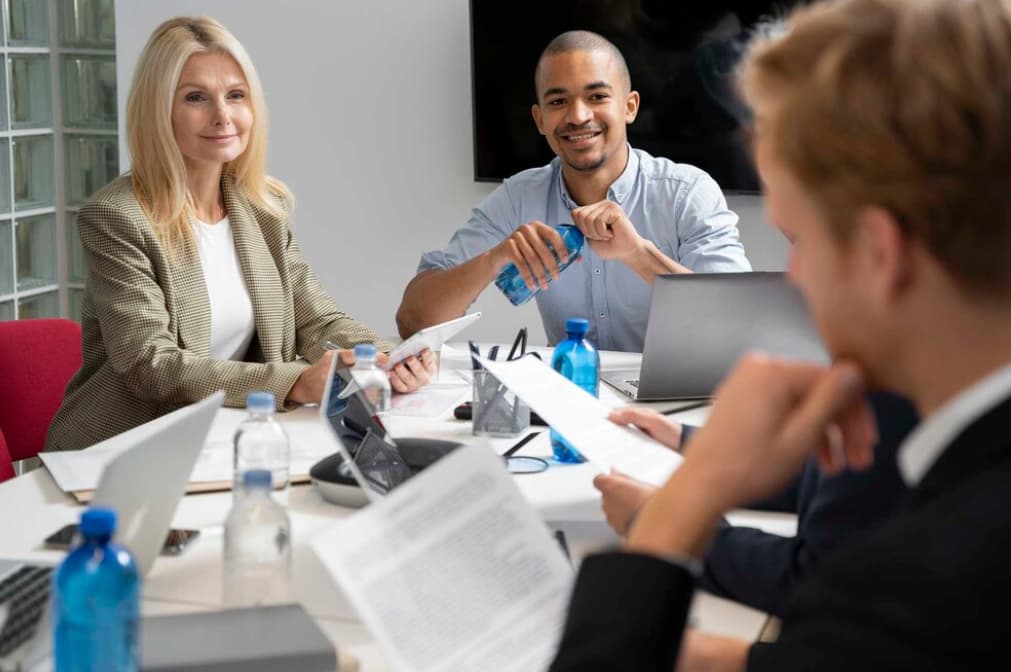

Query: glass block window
[[0, 0, 117, 322]]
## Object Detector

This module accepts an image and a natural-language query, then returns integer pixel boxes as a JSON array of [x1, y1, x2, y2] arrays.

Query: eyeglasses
[[502, 432, 548, 475]]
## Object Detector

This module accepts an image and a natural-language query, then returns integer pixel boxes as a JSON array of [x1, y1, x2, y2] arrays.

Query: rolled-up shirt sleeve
[[675, 171, 752, 272], [417, 181, 519, 272]]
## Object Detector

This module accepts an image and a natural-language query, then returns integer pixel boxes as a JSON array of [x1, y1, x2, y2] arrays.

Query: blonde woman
[[47, 17, 433, 451]]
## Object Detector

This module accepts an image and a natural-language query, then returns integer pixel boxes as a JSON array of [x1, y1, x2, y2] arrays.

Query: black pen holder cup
[[471, 370, 530, 437]]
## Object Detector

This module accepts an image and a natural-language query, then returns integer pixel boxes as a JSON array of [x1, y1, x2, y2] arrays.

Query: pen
[[502, 431, 540, 458], [660, 401, 709, 415], [553, 529, 571, 562], [506, 326, 527, 361], [468, 340, 482, 371]]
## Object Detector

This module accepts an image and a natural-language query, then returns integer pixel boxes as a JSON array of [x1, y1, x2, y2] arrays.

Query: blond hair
[[739, 0, 1011, 296], [126, 16, 292, 248]]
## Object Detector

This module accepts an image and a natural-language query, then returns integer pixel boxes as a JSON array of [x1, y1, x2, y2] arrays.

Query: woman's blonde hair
[[126, 16, 292, 248], [738, 0, 1011, 296]]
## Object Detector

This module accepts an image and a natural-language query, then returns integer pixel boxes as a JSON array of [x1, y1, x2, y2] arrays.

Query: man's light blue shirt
[[418, 147, 751, 352]]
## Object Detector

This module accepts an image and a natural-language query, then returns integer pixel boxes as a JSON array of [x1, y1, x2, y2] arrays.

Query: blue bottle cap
[[354, 343, 377, 359], [553, 225, 584, 260], [565, 318, 590, 335], [80, 507, 117, 537], [246, 391, 275, 411], [557, 223, 584, 242], [242, 469, 273, 490]]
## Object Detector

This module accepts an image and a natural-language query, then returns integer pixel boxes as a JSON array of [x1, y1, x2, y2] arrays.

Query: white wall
[[115, 0, 785, 346], [728, 194, 788, 273]]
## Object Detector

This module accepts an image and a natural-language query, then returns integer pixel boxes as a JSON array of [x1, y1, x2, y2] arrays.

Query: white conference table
[[0, 345, 796, 671]]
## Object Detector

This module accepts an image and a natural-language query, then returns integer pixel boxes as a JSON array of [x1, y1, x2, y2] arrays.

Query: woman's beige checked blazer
[[46, 174, 390, 451]]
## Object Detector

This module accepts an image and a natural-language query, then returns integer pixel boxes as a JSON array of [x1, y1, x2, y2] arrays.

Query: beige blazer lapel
[[170, 228, 212, 357], [222, 176, 288, 359]]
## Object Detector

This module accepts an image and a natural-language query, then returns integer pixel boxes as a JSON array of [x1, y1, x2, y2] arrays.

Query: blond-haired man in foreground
[[550, 0, 1011, 670]]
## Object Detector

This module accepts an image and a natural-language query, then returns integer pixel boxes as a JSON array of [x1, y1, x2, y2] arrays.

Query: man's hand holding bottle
[[491, 221, 574, 291]]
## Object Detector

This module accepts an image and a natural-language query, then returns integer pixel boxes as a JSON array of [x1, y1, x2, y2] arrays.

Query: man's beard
[[564, 150, 608, 173]]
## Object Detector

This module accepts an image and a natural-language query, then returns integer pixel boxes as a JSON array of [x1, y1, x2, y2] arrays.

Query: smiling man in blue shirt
[[397, 30, 750, 352]]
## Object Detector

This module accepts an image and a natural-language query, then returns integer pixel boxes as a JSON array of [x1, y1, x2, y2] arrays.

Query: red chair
[[0, 426, 14, 482], [0, 319, 82, 463]]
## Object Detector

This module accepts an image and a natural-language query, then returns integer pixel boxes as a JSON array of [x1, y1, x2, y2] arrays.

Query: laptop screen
[[320, 359, 414, 498], [633, 272, 828, 400]]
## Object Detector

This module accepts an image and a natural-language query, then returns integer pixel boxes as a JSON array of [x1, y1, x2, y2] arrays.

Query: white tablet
[[382, 312, 482, 370]]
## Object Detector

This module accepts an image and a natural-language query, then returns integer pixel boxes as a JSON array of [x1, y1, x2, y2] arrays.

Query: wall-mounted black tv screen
[[470, 1, 807, 192]]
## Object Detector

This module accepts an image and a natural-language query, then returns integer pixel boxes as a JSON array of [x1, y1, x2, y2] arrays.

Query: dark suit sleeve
[[698, 393, 917, 616], [549, 552, 695, 672], [699, 462, 824, 616], [745, 503, 992, 672]]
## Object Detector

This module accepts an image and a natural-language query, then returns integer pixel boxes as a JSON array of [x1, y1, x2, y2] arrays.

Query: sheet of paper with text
[[311, 444, 573, 672], [479, 355, 682, 486]]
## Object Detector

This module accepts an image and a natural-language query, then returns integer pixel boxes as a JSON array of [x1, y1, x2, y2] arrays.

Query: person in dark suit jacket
[[549, 0, 1011, 669], [596, 392, 917, 617]]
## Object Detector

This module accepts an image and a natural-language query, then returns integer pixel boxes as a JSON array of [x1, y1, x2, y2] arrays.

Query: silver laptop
[[0, 391, 223, 671], [602, 273, 828, 401]]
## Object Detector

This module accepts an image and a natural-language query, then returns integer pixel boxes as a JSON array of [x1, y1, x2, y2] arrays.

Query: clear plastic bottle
[[233, 391, 290, 507], [550, 318, 600, 463], [494, 224, 585, 305], [223, 469, 293, 607], [53, 507, 140, 672], [351, 343, 392, 413]]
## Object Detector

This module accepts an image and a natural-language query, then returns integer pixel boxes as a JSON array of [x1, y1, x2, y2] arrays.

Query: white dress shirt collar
[[898, 361, 1011, 486]]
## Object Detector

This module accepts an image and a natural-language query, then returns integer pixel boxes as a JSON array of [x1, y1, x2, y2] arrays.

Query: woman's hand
[[287, 349, 354, 405], [379, 348, 437, 394], [287, 347, 437, 405]]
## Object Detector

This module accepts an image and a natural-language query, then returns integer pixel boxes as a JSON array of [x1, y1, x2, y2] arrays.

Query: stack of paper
[[40, 409, 331, 502]]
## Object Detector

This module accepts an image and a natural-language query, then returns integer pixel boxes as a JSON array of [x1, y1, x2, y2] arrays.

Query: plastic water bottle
[[233, 391, 290, 507], [550, 318, 600, 463], [223, 469, 293, 607], [495, 224, 584, 305], [53, 507, 140, 672], [351, 343, 391, 413]]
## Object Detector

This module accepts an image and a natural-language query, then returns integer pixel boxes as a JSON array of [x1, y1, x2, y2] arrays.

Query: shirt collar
[[898, 361, 1011, 486], [557, 144, 639, 210]]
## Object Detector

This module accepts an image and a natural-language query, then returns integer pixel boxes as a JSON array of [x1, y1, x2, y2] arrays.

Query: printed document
[[311, 445, 572, 672], [479, 355, 682, 486], [388, 384, 469, 417]]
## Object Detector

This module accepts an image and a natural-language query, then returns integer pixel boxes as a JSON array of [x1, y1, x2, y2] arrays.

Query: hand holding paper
[[478, 355, 682, 486]]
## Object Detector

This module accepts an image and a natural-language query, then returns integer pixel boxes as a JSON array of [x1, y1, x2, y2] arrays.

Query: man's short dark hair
[[534, 30, 631, 99]]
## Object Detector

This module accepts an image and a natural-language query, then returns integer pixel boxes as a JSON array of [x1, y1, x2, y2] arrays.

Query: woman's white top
[[191, 216, 256, 360]]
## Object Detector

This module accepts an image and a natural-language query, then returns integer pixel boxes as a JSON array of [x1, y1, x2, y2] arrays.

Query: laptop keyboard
[[0, 566, 52, 656]]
